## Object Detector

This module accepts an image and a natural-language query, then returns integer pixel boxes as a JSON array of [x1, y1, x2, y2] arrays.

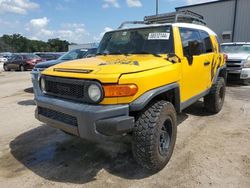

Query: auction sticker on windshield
[[148, 32, 170, 40]]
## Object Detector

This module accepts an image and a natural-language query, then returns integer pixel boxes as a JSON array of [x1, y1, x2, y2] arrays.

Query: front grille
[[227, 64, 241, 68], [226, 60, 242, 68], [43, 76, 90, 102], [38, 107, 78, 127], [46, 79, 84, 99]]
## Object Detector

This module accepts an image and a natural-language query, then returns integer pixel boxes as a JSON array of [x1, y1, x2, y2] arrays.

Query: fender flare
[[213, 65, 227, 84], [129, 82, 180, 112]]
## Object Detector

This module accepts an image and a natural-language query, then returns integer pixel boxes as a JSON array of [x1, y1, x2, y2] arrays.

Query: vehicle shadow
[[9, 100, 214, 184], [18, 99, 36, 106], [24, 87, 34, 94], [9, 125, 153, 184], [182, 101, 213, 117]]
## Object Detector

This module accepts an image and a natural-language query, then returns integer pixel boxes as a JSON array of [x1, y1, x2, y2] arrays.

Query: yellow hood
[[42, 55, 172, 83]]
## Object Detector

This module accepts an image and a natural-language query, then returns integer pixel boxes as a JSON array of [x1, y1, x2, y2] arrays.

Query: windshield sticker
[[148, 32, 170, 40]]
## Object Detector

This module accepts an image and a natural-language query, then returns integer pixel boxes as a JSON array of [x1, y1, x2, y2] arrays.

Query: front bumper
[[227, 68, 250, 80], [31, 68, 45, 98], [35, 95, 134, 142]]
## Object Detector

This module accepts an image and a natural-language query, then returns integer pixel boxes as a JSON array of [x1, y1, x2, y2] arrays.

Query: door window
[[180, 28, 201, 56], [200, 31, 213, 53]]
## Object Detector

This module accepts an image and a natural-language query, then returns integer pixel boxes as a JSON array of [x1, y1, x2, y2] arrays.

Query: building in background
[[68, 42, 99, 51], [176, 0, 250, 42]]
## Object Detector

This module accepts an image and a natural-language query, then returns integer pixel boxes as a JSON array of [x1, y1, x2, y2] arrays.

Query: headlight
[[40, 77, 46, 93], [87, 84, 102, 103], [244, 56, 250, 68]]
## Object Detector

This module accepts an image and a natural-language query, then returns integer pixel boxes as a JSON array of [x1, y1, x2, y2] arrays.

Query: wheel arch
[[213, 65, 227, 84], [129, 83, 181, 113]]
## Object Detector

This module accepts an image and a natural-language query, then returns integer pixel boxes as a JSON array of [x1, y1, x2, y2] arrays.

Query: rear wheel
[[19, 65, 25, 72], [204, 77, 226, 113], [3, 64, 9, 71], [132, 100, 177, 172]]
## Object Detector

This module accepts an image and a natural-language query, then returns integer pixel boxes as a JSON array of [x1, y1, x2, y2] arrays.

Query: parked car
[[0, 56, 7, 63], [3, 53, 43, 71], [33, 11, 226, 172], [34, 52, 63, 61], [31, 48, 97, 97], [221, 42, 250, 84]]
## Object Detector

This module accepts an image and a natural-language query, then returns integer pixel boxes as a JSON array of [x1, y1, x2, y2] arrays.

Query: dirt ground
[[0, 70, 249, 188]]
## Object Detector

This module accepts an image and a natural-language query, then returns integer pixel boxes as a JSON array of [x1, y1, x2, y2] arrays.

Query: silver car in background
[[221, 42, 250, 84], [31, 48, 97, 98]]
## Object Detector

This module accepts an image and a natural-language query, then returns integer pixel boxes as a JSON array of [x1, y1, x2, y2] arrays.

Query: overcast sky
[[0, 0, 215, 43]]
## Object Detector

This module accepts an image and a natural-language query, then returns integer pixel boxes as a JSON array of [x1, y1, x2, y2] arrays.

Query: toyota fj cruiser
[[34, 11, 227, 172]]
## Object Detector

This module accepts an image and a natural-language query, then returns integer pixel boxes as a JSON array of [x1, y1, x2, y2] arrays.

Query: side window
[[179, 28, 201, 56], [200, 31, 213, 53], [15, 55, 22, 60]]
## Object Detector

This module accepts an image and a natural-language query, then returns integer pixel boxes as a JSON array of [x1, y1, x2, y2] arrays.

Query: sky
[[0, 0, 216, 43]]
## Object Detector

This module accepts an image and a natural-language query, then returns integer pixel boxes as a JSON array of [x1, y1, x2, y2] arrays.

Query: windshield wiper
[[60, 58, 72, 60], [132, 51, 161, 57], [109, 52, 130, 56], [96, 52, 108, 56]]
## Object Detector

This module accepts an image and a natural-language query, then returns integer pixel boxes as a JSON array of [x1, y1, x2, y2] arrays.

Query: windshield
[[59, 49, 88, 60], [97, 26, 173, 55], [221, 44, 250, 54], [24, 54, 40, 59]]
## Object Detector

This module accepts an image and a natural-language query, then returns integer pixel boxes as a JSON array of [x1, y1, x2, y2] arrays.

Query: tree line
[[0, 34, 71, 53]]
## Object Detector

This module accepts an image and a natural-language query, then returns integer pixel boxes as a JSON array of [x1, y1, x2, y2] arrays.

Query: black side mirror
[[187, 40, 203, 64]]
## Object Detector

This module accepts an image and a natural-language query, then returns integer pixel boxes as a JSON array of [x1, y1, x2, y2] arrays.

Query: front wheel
[[132, 100, 177, 172], [204, 77, 226, 114], [19, 65, 25, 72], [3, 64, 9, 71]]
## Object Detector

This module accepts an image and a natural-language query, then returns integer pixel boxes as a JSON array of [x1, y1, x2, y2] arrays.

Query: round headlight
[[88, 84, 102, 102], [244, 56, 250, 68], [40, 77, 46, 92]]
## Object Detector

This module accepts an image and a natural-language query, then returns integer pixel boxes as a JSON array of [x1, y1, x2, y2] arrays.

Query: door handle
[[204, 61, 210, 66]]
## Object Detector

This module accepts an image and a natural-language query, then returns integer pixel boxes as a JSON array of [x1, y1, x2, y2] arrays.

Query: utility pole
[[156, 0, 159, 15]]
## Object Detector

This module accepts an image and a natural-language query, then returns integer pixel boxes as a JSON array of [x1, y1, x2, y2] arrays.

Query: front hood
[[42, 55, 172, 83], [35, 59, 65, 69], [226, 53, 250, 60]]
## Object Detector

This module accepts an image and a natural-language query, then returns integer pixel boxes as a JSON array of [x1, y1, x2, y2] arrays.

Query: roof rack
[[144, 10, 206, 25], [118, 10, 206, 29]]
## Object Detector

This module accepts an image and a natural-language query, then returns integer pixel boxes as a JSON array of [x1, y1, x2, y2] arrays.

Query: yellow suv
[[35, 11, 226, 172]]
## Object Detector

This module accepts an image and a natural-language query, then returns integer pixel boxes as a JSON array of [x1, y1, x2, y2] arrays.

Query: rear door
[[8, 55, 19, 69], [179, 27, 208, 102], [199, 30, 214, 88], [13, 55, 23, 69]]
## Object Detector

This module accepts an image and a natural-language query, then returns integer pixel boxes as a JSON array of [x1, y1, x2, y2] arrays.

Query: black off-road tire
[[132, 100, 177, 172], [3, 64, 9, 71], [204, 77, 226, 114]]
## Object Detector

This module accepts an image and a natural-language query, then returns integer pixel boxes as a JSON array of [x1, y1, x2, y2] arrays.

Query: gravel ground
[[0, 70, 249, 188]]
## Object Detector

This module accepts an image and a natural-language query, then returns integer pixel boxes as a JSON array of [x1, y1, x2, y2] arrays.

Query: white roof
[[221, 42, 250, 45], [172, 23, 217, 36], [114, 22, 217, 36]]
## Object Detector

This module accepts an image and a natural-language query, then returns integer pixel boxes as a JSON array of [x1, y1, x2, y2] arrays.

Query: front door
[[178, 27, 208, 102]]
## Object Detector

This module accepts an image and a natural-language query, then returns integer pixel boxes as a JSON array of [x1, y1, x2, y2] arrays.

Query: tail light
[[26, 60, 34, 65]]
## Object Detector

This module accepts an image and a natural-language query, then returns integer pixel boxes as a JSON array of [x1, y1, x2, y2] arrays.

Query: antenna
[[156, 0, 159, 15]]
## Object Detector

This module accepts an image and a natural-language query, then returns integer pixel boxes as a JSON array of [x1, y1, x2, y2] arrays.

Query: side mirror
[[187, 40, 203, 64]]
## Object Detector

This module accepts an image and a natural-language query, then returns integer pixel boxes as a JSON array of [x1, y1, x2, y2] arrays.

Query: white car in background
[[0, 56, 8, 63], [221, 42, 250, 84]]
